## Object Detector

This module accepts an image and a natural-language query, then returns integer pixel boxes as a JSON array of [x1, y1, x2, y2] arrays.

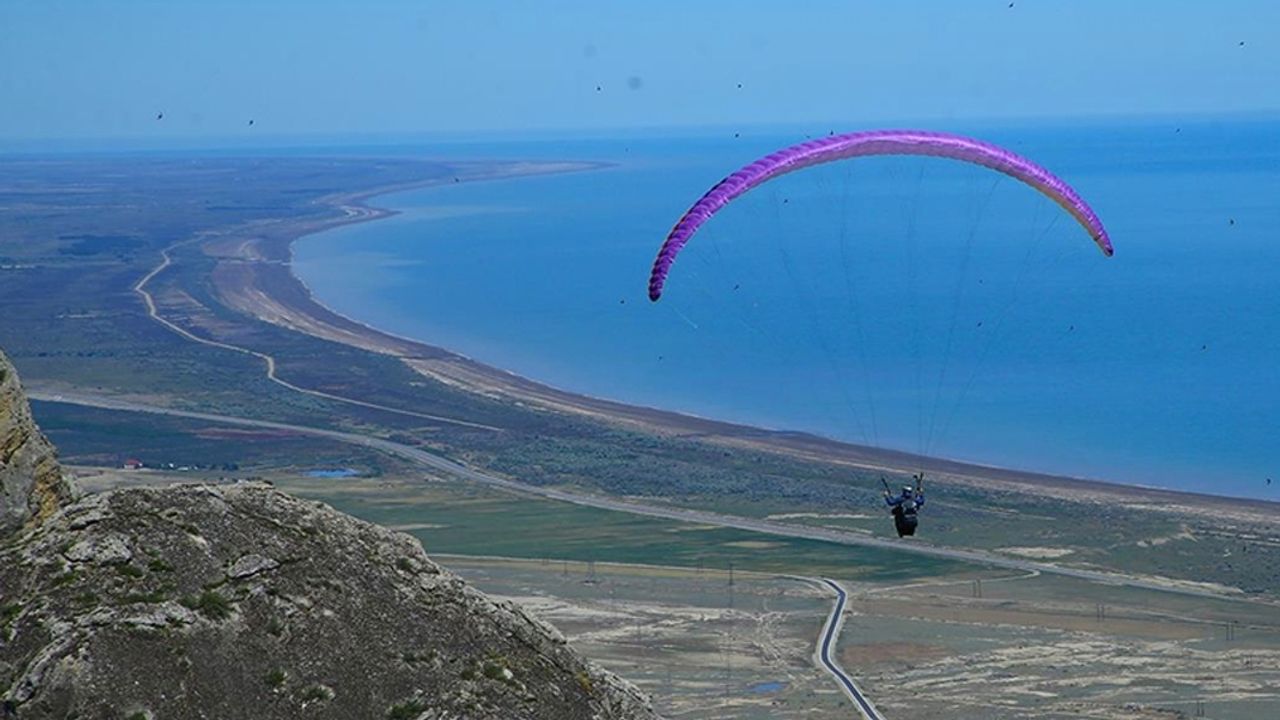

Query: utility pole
[[725, 560, 735, 697], [727, 561, 735, 610]]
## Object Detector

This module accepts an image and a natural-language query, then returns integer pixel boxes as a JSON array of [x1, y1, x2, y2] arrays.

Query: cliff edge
[[0, 349, 75, 537]]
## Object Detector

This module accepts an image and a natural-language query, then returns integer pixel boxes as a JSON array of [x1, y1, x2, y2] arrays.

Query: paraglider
[[645, 130, 1115, 539], [647, 129, 1113, 301], [882, 475, 925, 537]]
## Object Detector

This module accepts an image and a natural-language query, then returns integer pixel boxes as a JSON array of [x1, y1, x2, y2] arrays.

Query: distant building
[[122, 458, 143, 470]]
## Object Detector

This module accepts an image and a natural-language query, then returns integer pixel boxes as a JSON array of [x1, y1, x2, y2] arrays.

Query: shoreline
[[207, 158, 1271, 518]]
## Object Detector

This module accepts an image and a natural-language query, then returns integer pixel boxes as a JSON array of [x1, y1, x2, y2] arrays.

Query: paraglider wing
[[647, 130, 1113, 301]]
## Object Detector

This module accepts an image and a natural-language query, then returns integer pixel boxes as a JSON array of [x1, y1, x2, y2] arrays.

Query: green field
[[35, 400, 407, 476], [270, 474, 969, 582]]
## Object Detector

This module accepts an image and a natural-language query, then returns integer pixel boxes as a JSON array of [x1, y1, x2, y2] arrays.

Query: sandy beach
[[203, 159, 1276, 524]]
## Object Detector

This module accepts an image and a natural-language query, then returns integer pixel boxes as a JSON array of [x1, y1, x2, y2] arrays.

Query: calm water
[[294, 120, 1280, 498]]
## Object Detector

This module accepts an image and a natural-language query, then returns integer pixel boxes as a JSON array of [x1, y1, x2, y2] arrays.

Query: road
[[29, 391, 1262, 606], [131, 239, 501, 432], [812, 578, 883, 720]]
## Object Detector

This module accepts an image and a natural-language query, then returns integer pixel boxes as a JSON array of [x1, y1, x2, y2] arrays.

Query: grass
[[182, 590, 233, 620], [386, 699, 426, 720], [401, 650, 437, 664], [278, 476, 966, 582], [121, 590, 168, 604], [50, 568, 78, 586], [33, 401, 400, 476], [298, 684, 333, 703], [0, 602, 20, 640], [481, 658, 508, 681]]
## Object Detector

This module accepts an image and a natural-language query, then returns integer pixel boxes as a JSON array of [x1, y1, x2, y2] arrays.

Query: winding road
[[132, 239, 501, 432], [811, 577, 884, 719]]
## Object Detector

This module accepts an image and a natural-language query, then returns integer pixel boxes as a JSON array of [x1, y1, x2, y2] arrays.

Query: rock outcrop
[[1, 484, 657, 719], [0, 351, 656, 719], [0, 350, 75, 539]]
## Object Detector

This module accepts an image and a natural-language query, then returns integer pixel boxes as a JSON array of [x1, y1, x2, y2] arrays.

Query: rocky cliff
[[0, 350, 75, 537], [0, 352, 657, 720]]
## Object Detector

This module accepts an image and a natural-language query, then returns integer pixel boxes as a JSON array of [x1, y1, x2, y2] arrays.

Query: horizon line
[[4, 108, 1280, 155]]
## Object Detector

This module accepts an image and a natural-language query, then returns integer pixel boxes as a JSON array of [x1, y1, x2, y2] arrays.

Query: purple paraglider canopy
[[648, 129, 1113, 301]]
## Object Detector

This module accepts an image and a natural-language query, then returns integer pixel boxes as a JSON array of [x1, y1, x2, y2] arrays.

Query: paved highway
[[810, 577, 884, 719]]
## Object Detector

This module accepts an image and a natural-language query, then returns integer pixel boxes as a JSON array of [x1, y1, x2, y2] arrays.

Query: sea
[[292, 119, 1280, 499]]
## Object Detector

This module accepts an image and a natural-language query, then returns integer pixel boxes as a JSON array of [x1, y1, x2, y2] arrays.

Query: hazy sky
[[2, 0, 1277, 142]]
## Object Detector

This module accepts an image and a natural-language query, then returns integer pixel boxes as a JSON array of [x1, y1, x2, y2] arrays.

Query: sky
[[2, 1, 1278, 144]]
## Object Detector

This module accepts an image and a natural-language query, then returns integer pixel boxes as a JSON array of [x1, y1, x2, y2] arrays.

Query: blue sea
[[293, 120, 1280, 499]]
